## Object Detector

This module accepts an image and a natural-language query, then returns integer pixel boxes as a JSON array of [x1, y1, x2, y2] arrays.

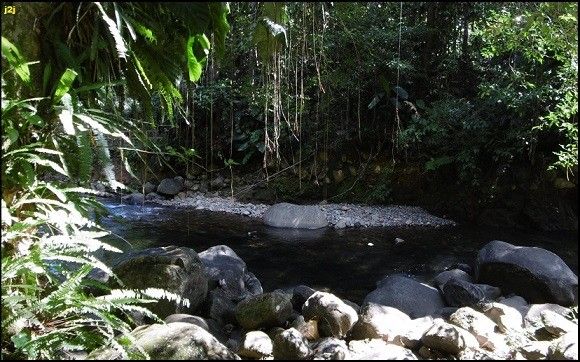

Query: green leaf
[[11, 331, 31, 349], [95, 2, 127, 59], [53, 69, 78, 104], [1, 36, 31, 84], [3, 127, 19, 151], [186, 36, 204, 82]]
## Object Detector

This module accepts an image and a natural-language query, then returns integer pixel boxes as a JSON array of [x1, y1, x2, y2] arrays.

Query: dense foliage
[[135, 2, 576, 213], [1, 1, 577, 359], [2, 2, 229, 359]]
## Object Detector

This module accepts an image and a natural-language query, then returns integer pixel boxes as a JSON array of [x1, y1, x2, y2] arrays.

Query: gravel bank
[[151, 193, 456, 229]]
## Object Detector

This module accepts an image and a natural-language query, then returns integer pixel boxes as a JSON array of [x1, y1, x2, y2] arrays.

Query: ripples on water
[[98, 199, 578, 304]]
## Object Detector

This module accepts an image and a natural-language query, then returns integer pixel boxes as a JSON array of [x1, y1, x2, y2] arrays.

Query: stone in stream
[[263, 202, 328, 229], [475, 240, 578, 306], [156, 177, 183, 196], [198, 245, 263, 301], [362, 274, 446, 318], [121, 192, 144, 205], [143, 181, 156, 194], [145, 192, 162, 201], [111, 246, 208, 319]]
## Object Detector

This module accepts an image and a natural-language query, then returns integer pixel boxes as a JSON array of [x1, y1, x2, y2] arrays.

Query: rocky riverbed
[[87, 240, 578, 360], [124, 191, 457, 229]]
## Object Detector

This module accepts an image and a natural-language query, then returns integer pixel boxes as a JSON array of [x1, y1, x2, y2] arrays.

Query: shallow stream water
[[98, 199, 578, 305]]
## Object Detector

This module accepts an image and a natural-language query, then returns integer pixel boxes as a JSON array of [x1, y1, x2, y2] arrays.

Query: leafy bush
[[1, 38, 162, 360]]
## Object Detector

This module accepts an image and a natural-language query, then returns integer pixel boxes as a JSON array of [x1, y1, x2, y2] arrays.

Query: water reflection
[[98, 198, 578, 304]]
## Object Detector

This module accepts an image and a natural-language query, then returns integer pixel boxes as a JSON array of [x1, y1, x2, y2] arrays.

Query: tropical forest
[[1, 2, 578, 360]]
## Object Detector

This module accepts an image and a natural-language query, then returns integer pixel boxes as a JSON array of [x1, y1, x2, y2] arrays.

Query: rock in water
[[198, 245, 262, 301], [121, 192, 144, 205], [263, 203, 328, 229], [475, 240, 578, 306], [143, 181, 156, 194], [112, 246, 208, 319], [157, 177, 183, 196], [362, 274, 445, 318]]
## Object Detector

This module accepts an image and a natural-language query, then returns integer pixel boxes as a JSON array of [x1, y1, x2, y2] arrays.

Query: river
[[98, 199, 578, 304]]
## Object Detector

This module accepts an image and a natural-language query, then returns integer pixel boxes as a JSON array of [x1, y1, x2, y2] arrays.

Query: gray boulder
[[398, 316, 436, 350], [272, 328, 312, 360], [112, 246, 208, 319], [541, 310, 577, 337], [290, 315, 319, 341], [292, 285, 316, 311], [121, 192, 144, 205], [199, 245, 263, 301], [442, 279, 486, 307], [433, 269, 473, 290], [302, 291, 358, 338], [157, 177, 183, 196], [498, 295, 530, 317], [235, 292, 293, 330], [143, 181, 156, 194], [89, 322, 239, 360], [475, 240, 578, 306], [263, 203, 328, 229], [350, 303, 410, 342], [238, 331, 273, 359], [311, 337, 350, 360], [363, 274, 445, 318], [145, 192, 162, 201], [480, 302, 523, 333], [449, 307, 498, 349], [524, 303, 573, 331], [206, 288, 238, 325], [164, 314, 226, 342], [421, 320, 479, 355], [519, 341, 552, 360], [548, 331, 578, 360], [348, 339, 417, 360]]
